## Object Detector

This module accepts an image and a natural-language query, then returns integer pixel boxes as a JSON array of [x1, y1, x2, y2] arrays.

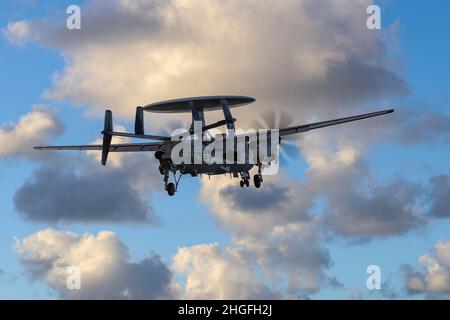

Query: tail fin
[[101, 110, 113, 166], [135, 106, 144, 135]]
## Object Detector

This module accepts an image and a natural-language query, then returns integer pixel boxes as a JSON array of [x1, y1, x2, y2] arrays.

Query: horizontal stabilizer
[[102, 130, 170, 141], [34, 142, 162, 152]]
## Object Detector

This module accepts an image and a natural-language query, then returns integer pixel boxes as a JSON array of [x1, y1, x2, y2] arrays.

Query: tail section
[[101, 110, 113, 166]]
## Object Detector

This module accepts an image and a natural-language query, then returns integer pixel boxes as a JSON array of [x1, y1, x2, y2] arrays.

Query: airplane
[[35, 95, 393, 196]]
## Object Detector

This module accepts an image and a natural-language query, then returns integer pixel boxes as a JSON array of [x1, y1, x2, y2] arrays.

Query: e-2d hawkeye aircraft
[[35, 96, 393, 196]]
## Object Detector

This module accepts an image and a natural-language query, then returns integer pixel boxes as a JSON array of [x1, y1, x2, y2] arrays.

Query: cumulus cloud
[[14, 152, 161, 224], [2, 20, 32, 46], [298, 132, 425, 238], [323, 179, 424, 237], [199, 175, 331, 295], [173, 243, 280, 299], [404, 241, 450, 298], [15, 229, 174, 299], [11, 0, 407, 120], [0, 106, 63, 159], [194, 129, 430, 294]]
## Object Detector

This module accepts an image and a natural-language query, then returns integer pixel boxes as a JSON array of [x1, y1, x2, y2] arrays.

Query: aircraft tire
[[167, 183, 176, 196], [254, 175, 262, 188]]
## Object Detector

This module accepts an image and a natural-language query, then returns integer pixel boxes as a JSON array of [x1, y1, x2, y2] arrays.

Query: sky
[[0, 0, 450, 299]]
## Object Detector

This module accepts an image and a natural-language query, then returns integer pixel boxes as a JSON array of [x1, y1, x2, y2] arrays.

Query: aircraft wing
[[34, 142, 162, 152], [278, 109, 394, 137]]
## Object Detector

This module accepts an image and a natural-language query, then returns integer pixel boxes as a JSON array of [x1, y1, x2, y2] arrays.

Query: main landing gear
[[239, 171, 263, 188], [253, 165, 263, 189], [239, 166, 264, 189], [253, 174, 263, 188], [253, 165, 264, 189]]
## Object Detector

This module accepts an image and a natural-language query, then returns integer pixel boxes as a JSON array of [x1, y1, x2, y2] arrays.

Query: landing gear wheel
[[240, 180, 245, 188], [166, 182, 176, 196], [244, 179, 250, 188], [254, 174, 262, 188]]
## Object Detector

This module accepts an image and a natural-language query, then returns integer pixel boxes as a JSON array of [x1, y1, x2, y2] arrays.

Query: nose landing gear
[[166, 182, 176, 196], [162, 167, 183, 196]]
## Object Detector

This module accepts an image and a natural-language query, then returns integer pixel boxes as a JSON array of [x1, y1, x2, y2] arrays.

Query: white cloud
[[14, 152, 162, 224], [405, 241, 450, 298], [2, 20, 32, 46], [17, 0, 405, 120], [15, 229, 175, 299], [172, 243, 280, 299], [198, 173, 331, 295], [0, 106, 63, 159]]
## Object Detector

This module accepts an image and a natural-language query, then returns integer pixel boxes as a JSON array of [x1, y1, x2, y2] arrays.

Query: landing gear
[[254, 174, 263, 188], [162, 169, 172, 196], [166, 182, 176, 196], [239, 171, 250, 188], [240, 179, 250, 188], [254, 164, 263, 189], [161, 165, 183, 196]]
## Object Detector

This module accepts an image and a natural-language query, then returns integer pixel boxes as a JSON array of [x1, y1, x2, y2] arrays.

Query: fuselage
[[155, 139, 269, 176]]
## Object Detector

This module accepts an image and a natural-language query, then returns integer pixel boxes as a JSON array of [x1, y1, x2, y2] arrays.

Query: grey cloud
[[123, 254, 173, 299], [324, 179, 425, 238], [219, 183, 290, 212], [14, 154, 160, 224], [13, 0, 408, 122], [16, 229, 175, 299], [429, 174, 450, 218], [268, 57, 408, 115], [40, 0, 172, 49], [263, 231, 332, 295], [70, 253, 174, 300], [399, 112, 450, 144]]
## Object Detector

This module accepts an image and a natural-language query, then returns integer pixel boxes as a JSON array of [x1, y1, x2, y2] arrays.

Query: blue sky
[[0, 0, 450, 299]]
